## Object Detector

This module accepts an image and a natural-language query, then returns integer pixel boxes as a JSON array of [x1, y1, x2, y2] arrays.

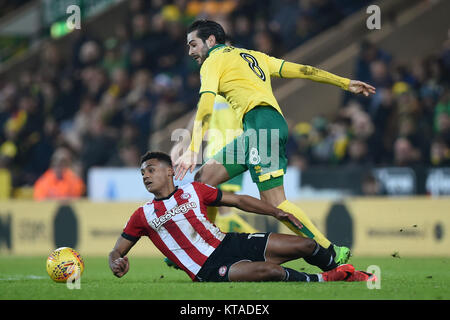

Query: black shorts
[[196, 232, 271, 282]]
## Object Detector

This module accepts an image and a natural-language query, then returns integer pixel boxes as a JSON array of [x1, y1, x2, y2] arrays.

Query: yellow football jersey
[[199, 44, 285, 123], [190, 44, 350, 154], [205, 95, 243, 158]]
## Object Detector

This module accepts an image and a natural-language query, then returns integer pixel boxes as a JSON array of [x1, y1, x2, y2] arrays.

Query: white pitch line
[[0, 275, 46, 281]]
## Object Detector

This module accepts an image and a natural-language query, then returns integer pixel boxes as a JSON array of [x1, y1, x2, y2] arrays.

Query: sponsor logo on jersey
[[151, 202, 197, 229]]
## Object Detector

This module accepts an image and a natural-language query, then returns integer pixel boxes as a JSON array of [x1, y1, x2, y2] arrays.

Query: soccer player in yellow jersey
[[175, 20, 376, 265], [171, 94, 258, 234]]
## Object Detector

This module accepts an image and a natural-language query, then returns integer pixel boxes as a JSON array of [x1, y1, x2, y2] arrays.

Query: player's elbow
[[232, 194, 253, 211]]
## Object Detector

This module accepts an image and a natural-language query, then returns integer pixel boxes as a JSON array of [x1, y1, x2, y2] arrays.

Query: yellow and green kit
[[190, 44, 352, 256], [192, 44, 350, 191]]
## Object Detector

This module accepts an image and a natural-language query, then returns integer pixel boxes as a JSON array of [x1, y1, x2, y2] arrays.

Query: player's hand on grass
[[348, 80, 376, 97], [174, 149, 198, 180], [111, 256, 129, 278]]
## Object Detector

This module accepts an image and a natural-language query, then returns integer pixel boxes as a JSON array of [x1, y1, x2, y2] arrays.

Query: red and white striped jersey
[[122, 182, 225, 281]]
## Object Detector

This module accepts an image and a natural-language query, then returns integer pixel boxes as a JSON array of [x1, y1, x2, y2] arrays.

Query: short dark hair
[[187, 20, 226, 44], [140, 151, 172, 167]]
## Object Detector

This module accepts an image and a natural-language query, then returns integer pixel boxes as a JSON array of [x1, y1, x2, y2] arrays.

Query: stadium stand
[[0, 0, 31, 19]]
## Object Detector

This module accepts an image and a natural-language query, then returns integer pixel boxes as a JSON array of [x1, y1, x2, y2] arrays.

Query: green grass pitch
[[1, 256, 449, 300]]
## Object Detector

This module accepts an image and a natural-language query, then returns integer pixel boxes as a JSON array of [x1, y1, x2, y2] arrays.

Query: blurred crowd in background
[[0, 0, 449, 199], [0, 0, 30, 19], [287, 36, 450, 170]]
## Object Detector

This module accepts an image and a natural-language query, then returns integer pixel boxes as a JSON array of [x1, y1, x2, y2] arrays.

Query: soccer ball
[[46, 247, 85, 283]]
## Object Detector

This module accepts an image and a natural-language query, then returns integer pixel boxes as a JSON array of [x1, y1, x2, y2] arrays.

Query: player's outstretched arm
[[109, 235, 135, 278], [175, 92, 215, 180], [218, 192, 304, 229], [170, 114, 196, 164], [278, 61, 376, 96]]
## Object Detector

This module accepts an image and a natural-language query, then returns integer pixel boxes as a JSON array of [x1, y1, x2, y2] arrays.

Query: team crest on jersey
[[180, 192, 191, 200], [218, 266, 227, 277]]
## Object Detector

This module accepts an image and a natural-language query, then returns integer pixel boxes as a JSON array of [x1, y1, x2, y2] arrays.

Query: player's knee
[[297, 238, 316, 256]]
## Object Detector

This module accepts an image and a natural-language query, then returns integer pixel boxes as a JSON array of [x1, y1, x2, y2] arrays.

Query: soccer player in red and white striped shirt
[[109, 151, 374, 283]]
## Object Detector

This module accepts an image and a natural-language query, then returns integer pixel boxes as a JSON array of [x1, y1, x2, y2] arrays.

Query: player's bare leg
[[228, 235, 354, 282], [228, 260, 355, 282], [259, 185, 286, 207], [259, 185, 351, 265], [265, 233, 336, 271], [264, 233, 316, 265], [194, 158, 230, 186], [259, 186, 331, 247], [228, 233, 315, 282], [228, 261, 286, 281], [196, 162, 351, 265]]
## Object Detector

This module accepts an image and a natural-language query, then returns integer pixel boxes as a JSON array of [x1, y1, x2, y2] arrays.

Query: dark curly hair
[[187, 20, 226, 44], [140, 151, 172, 167]]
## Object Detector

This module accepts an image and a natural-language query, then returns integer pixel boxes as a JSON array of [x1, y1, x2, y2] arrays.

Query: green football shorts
[[212, 105, 288, 191]]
